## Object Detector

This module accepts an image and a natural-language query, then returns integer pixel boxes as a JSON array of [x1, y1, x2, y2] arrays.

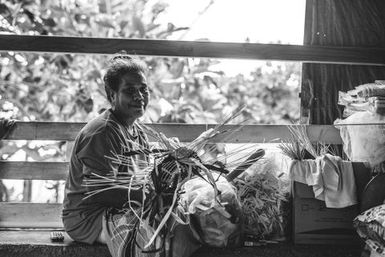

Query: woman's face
[[111, 71, 149, 125]]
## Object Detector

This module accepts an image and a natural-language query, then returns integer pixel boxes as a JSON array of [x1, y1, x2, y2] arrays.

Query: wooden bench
[[1, 34, 384, 256]]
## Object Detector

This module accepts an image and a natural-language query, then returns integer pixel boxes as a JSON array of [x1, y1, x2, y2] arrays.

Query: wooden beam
[[0, 203, 62, 228], [4, 121, 343, 144], [6, 122, 84, 141], [0, 161, 68, 180], [0, 35, 384, 65]]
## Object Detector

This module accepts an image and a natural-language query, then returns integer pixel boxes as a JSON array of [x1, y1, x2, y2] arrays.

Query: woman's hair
[[103, 54, 147, 103]]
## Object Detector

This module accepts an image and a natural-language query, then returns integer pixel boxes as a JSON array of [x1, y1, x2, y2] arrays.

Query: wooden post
[[301, 0, 385, 124]]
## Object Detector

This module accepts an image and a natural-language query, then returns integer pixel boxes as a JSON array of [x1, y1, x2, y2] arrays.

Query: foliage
[[0, 0, 300, 124], [0, 0, 301, 202]]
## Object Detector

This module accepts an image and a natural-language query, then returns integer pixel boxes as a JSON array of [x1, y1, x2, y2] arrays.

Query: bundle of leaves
[[234, 159, 290, 240], [278, 125, 331, 160]]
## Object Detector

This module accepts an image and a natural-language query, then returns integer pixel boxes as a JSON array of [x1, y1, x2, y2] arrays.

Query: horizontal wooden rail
[[0, 203, 62, 228], [0, 35, 385, 65], [0, 162, 68, 180], [4, 121, 343, 144]]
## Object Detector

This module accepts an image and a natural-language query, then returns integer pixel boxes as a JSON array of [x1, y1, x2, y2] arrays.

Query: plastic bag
[[356, 81, 385, 98], [334, 111, 385, 167], [179, 176, 243, 247], [338, 81, 385, 116]]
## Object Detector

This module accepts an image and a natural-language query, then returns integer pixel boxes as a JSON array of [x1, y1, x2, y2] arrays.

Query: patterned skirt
[[102, 207, 201, 257]]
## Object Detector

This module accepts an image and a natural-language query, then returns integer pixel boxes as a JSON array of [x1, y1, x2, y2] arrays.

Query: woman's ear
[[109, 89, 117, 108], [110, 90, 116, 101]]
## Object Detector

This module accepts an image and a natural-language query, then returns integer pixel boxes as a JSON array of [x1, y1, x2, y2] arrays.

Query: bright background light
[[158, 0, 306, 75], [160, 0, 306, 44]]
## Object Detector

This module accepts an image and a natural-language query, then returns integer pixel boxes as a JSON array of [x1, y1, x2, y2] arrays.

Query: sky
[[158, 0, 306, 75], [160, 0, 306, 44]]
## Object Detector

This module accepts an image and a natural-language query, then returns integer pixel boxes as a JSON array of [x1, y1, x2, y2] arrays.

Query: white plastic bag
[[179, 176, 243, 247], [334, 111, 385, 167]]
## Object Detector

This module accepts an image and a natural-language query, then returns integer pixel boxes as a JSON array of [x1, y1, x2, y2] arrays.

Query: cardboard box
[[293, 162, 371, 245]]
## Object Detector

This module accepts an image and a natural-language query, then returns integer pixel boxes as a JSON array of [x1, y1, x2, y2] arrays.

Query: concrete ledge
[[0, 231, 109, 257], [0, 231, 362, 257]]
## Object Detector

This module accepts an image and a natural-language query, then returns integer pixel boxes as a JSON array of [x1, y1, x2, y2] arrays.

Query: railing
[[1, 35, 385, 65], [1, 34, 385, 229]]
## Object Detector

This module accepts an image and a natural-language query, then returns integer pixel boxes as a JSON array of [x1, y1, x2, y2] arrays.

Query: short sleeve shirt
[[62, 109, 149, 244]]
